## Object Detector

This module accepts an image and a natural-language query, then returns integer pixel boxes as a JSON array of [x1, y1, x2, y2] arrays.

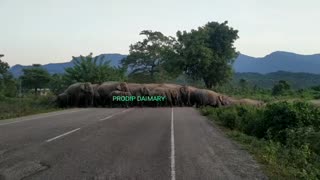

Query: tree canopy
[[122, 30, 179, 83], [0, 57, 17, 97], [20, 65, 51, 94], [0, 58, 9, 77], [176, 21, 239, 88], [64, 53, 126, 84], [272, 80, 291, 95]]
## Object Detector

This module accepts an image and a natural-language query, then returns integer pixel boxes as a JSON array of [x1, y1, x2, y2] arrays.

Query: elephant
[[64, 82, 94, 107], [97, 82, 130, 106], [234, 98, 265, 107], [91, 84, 101, 107], [149, 87, 172, 107], [190, 89, 225, 108], [159, 84, 183, 106], [180, 85, 198, 106], [205, 90, 224, 107], [143, 83, 162, 91], [127, 83, 150, 107], [56, 92, 69, 108], [217, 95, 236, 106], [192, 89, 208, 108], [108, 91, 132, 108], [167, 88, 182, 106]]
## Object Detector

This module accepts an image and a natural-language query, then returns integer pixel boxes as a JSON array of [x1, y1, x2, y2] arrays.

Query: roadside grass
[[200, 102, 320, 179], [0, 95, 60, 120]]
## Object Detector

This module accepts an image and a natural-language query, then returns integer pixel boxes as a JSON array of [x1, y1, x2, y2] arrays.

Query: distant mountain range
[[9, 51, 320, 77], [9, 54, 127, 78], [234, 51, 320, 74], [233, 71, 320, 89]]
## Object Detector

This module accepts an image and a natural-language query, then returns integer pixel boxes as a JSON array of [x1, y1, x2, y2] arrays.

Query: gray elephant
[[97, 82, 130, 106], [91, 84, 101, 107], [64, 82, 94, 107], [192, 89, 208, 108], [158, 84, 183, 106], [168, 87, 182, 106], [233, 98, 265, 107], [108, 91, 132, 108], [205, 90, 223, 107], [180, 85, 198, 106], [56, 92, 69, 108], [127, 83, 150, 107], [149, 87, 172, 107]]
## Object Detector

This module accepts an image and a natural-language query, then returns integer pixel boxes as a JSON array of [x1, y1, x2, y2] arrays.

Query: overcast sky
[[1, 0, 319, 66]]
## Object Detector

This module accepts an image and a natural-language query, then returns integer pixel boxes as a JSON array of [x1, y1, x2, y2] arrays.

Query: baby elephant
[[108, 91, 132, 108]]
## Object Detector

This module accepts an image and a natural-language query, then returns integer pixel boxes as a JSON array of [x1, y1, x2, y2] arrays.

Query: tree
[[272, 80, 291, 96], [122, 30, 179, 83], [239, 78, 248, 89], [20, 65, 51, 95], [0, 56, 9, 77], [176, 21, 239, 88], [64, 53, 126, 84], [0, 56, 17, 97], [49, 74, 68, 95]]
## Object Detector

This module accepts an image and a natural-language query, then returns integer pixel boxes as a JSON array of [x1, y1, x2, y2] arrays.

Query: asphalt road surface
[[0, 108, 267, 180]]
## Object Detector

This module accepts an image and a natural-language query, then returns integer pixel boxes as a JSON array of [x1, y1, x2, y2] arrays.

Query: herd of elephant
[[56, 82, 264, 108]]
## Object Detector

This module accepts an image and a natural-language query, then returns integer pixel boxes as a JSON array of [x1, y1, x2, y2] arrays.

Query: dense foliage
[[0, 58, 17, 97], [0, 95, 57, 120], [201, 102, 320, 179], [64, 53, 126, 85], [122, 21, 239, 87], [176, 21, 239, 88], [122, 30, 180, 83], [20, 65, 51, 94]]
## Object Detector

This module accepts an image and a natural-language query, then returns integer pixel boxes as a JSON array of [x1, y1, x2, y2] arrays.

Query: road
[[0, 108, 267, 180]]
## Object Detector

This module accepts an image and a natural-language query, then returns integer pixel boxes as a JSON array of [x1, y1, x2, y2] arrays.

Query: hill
[[234, 51, 320, 74], [233, 71, 320, 89], [9, 51, 320, 77]]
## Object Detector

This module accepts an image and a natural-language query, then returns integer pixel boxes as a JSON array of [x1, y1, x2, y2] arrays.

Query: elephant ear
[[119, 83, 129, 92], [79, 83, 86, 91], [116, 84, 122, 91], [180, 86, 187, 95], [143, 87, 150, 95]]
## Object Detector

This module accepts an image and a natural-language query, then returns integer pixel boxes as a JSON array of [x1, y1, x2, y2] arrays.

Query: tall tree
[[0, 55, 9, 77], [0, 56, 17, 97], [239, 78, 248, 89], [20, 65, 51, 95], [272, 80, 291, 96], [49, 74, 68, 95], [64, 53, 126, 84], [176, 21, 239, 88], [122, 30, 179, 82]]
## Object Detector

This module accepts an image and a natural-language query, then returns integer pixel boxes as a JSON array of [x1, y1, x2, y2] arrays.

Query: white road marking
[[171, 108, 176, 180], [0, 109, 87, 127], [46, 128, 81, 143], [99, 115, 113, 121], [99, 108, 132, 121]]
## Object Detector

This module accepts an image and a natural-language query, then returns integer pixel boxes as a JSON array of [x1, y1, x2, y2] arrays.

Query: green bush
[[0, 95, 59, 120], [201, 101, 320, 179], [263, 101, 320, 143], [218, 108, 239, 129]]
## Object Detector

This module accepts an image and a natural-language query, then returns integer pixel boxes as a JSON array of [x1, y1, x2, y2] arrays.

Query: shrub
[[263, 101, 320, 143], [201, 101, 320, 179], [218, 108, 239, 129]]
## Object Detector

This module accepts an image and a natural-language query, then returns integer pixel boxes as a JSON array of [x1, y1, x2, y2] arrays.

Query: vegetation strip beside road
[[200, 101, 320, 179]]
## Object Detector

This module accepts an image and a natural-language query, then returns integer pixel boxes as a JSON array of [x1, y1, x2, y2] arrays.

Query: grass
[[0, 95, 60, 120], [200, 104, 320, 179]]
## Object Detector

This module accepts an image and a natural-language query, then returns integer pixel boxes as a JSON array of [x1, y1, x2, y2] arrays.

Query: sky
[[1, 0, 319, 66]]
